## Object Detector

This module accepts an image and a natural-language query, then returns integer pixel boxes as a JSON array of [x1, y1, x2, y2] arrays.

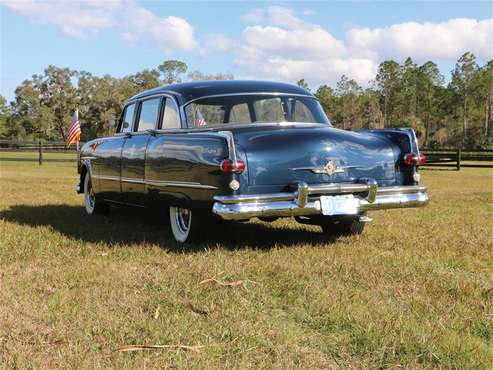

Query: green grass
[[0, 160, 492, 368]]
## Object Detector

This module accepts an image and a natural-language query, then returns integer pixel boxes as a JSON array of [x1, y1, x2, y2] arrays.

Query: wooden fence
[[0, 140, 81, 164], [1, 140, 492, 170], [421, 148, 493, 170]]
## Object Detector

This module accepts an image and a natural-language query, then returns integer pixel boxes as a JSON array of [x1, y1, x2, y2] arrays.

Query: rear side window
[[137, 98, 161, 132], [254, 98, 284, 122], [230, 103, 251, 123], [120, 103, 135, 133], [161, 98, 181, 129], [291, 99, 316, 122]]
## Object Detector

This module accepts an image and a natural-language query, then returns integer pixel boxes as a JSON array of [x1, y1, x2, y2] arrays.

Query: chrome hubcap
[[175, 208, 191, 233]]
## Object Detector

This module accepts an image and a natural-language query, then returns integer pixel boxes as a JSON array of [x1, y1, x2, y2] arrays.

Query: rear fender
[[358, 128, 421, 185]]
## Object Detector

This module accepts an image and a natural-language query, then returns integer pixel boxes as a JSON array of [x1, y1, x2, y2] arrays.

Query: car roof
[[128, 80, 313, 105]]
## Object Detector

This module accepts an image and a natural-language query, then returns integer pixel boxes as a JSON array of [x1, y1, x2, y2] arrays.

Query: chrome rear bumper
[[212, 181, 429, 221]]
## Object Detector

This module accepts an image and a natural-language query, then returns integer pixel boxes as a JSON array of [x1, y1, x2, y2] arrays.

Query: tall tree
[[417, 61, 444, 146], [335, 75, 362, 130], [127, 69, 161, 90], [296, 79, 310, 91], [451, 52, 479, 146], [187, 70, 234, 81], [375, 60, 401, 127], [0, 95, 12, 138], [158, 60, 188, 84]]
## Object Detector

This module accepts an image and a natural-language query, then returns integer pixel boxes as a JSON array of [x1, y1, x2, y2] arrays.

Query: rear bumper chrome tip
[[212, 181, 429, 221]]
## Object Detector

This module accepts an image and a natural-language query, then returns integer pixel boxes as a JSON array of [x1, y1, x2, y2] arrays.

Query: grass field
[[0, 155, 492, 368]]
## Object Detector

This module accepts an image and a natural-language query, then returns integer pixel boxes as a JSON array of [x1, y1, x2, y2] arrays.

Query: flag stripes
[[66, 109, 81, 147]]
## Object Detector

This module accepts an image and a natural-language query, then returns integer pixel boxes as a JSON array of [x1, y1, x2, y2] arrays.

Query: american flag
[[66, 109, 81, 147], [194, 110, 207, 127]]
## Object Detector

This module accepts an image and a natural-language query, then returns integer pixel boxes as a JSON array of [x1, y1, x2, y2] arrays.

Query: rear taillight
[[403, 152, 425, 167], [403, 153, 417, 166], [220, 159, 245, 174]]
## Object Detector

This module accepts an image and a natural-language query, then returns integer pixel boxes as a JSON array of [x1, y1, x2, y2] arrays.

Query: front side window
[[185, 95, 330, 128], [161, 98, 181, 129], [120, 103, 135, 133], [137, 98, 161, 132]]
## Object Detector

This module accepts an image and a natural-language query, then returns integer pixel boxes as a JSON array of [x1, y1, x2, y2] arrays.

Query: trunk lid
[[230, 124, 397, 186]]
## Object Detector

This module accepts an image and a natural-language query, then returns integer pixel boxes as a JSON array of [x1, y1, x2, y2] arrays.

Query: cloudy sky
[[0, 0, 492, 101]]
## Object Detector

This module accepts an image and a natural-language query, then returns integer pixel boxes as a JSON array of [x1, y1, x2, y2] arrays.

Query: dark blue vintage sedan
[[77, 80, 428, 243]]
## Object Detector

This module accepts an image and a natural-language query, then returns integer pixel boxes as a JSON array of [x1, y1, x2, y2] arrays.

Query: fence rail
[[421, 148, 493, 170], [0, 140, 492, 169]]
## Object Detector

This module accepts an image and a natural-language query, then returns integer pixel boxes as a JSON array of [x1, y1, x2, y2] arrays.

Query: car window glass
[[137, 98, 160, 132], [121, 103, 135, 133], [162, 98, 181, 129], [254, 98, 284, 122], [291, 99, 316, 122], [185, 104, 225, 127], [230, 103, 251, 123], [184, 95, 330, 127]]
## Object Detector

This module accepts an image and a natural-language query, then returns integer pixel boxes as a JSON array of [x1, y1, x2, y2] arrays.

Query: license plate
[[320, 195, 359, 216]]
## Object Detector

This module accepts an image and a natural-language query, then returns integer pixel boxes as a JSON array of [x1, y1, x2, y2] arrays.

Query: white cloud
[[0, 0, 196, 51], [0, 0, 118, 37], [237, 6, 373, 86], [347, 18, 493, 61], [120, 5, 195, 52], [237, 6, 493, 87], [198, 34, 235, 56]]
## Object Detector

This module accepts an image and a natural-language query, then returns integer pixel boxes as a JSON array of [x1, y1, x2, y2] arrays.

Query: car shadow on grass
[[0, 204, 334, 252]]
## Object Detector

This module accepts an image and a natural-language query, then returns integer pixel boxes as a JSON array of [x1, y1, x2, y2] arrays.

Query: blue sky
[[1, 1, 492, 102]]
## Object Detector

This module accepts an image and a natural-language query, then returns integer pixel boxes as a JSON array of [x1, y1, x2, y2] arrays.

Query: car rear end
[[212, 125, 429, 222]]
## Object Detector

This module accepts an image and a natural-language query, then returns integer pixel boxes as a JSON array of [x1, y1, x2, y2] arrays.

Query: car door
[[94, 102, 136, 202], [121, 96, 163, 205], [145, 96, 184, 205]]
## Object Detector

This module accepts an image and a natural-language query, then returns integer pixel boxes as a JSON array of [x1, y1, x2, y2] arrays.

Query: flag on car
[[66, 109, 81, 147], [194, 110, 207, 127]]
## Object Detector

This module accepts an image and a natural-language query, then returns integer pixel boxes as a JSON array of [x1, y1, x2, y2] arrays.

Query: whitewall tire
[[84, 174, 109, 215], [169, 206, 200, 243]]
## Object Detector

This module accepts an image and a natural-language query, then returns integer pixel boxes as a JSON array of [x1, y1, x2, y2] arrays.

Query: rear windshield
[[184, 95, 330, 128]]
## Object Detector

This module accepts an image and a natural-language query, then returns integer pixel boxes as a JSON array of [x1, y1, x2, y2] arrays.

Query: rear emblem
[[325, 160, 336, 176]]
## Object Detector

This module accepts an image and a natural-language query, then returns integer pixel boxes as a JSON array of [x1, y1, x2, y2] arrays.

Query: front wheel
[[169, 206, 203, 243], [84, 174, 109, 215], [320, 216, 365, 237]]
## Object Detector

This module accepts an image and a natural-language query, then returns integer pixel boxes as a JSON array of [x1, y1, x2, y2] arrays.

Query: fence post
[[38, 140, 43, 165], [456, 148, 461, 171]]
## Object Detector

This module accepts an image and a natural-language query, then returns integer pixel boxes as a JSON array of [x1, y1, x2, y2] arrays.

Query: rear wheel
[[84, 173, 109, 215], [169, 206, 203, 243], [320, 216, 365, 237]]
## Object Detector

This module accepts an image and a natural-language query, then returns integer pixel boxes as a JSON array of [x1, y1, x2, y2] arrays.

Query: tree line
[[0, 53, 491, 149]]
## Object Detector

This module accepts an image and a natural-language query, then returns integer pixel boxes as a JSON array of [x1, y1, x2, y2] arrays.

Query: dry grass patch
[[0, 158, 492, 368]]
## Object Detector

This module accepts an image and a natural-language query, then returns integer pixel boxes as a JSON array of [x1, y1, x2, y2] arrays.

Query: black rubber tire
[[83, 173, 110, 215], [169, 206, 207, 243], [320, 216, 365, 237]]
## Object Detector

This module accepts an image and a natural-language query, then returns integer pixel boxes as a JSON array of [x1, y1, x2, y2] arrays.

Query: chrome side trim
[[146, 179, 218, 190], [91, 175, 218, 190], [213, 182, 429, 221], [94, 175, 120, 182]]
